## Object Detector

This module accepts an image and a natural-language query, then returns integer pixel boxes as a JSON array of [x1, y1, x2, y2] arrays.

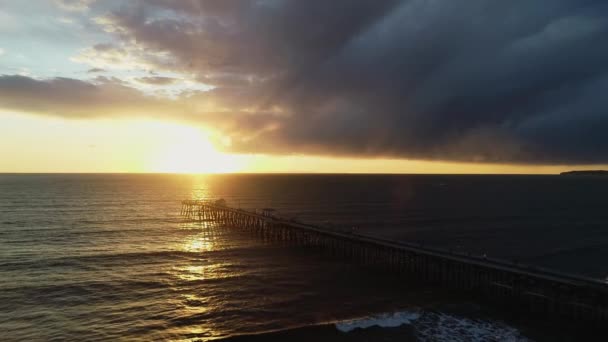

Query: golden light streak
[[2, 111, 607, 174]]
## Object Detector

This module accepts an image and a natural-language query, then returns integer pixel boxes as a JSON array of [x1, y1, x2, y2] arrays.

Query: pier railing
[[180, 199, 608, 323]]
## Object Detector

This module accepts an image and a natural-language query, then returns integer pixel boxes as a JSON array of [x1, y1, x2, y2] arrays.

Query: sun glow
[[3, 113, 602, 174], [149, 124, 243, 174]]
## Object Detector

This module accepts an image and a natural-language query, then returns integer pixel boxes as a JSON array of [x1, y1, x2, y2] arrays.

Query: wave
[[0, 243, 272, 271], [217, 310, 531, 341], [335, 311, 420, 332], [0, 250, 207, 270]]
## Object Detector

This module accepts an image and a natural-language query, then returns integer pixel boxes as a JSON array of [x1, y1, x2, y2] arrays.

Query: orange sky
[[1, 111, 603, 174]]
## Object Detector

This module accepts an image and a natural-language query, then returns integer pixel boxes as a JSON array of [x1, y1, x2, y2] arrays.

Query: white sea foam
[[336, 310, 532, 341], [415, 312, 531, 342], [335, 311, 421, 332]]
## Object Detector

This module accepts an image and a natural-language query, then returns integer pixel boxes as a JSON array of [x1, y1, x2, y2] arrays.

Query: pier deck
[[180, 199, 608, 323]]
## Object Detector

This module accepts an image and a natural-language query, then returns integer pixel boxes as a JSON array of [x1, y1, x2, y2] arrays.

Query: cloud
[[0, 75, 281, 139], [54, 0, 95, 12], [135, 76, 178, 85], [4, 0, 608, 164], [0, 48, 4, 56], [87, 67, 105, 73], [72, 43, 173, 71], [0, 75, 174, 118]]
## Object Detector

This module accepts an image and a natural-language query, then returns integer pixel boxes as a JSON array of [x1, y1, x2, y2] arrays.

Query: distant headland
[[560, 170, 608, 176]]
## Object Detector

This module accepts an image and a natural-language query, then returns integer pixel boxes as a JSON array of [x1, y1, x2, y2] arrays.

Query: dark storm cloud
[[100, 0, 399, 76], [88, 0, 608, 164], [247, 0, 608, 164], [5, 0, 608, 163]]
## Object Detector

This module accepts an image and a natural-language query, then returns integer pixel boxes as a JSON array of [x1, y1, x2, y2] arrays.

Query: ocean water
[[1, 174, 607, 341]]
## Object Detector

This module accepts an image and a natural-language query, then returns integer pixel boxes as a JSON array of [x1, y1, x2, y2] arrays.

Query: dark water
[[1, 174, 607, 341]]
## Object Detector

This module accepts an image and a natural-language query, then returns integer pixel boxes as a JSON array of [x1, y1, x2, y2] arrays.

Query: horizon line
[[0, 171, 565, 176]]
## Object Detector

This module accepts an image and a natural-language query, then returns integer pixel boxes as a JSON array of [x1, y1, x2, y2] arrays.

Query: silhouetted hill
[[560, 170, 608, 176]]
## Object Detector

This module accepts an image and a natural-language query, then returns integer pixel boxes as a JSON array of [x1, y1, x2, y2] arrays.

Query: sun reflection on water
[[169, 179, 247, 341], [190, 175, 211, 201], [183, 236, 214, 253], [168, 253, 243, 340]]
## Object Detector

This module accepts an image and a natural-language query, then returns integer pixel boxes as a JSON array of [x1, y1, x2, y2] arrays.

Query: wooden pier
[[180, 199, 608, 324]]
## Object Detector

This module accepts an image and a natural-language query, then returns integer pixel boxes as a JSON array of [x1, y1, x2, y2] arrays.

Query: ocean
[[1, 174, 607, 341]]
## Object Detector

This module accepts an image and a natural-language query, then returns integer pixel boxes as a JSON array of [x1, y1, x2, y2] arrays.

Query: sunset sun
[[150, 124, 243, 174]]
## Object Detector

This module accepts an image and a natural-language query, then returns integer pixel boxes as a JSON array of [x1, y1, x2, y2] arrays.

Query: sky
[[1, 0, 607, 173]]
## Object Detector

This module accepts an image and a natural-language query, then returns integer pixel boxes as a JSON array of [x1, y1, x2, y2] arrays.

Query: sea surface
[[1, 174, 607, 341]]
